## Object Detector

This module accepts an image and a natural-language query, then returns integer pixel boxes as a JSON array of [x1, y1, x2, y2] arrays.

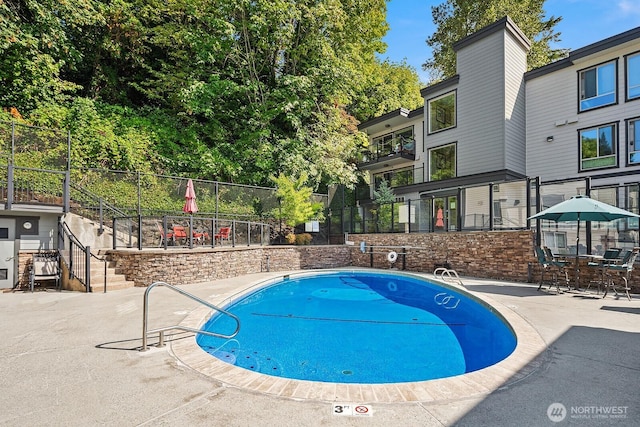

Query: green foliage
[[295, 233, 312, 245], [271, 172, 324, 227], [372, 179, 394, 232], [0, 0, 424, 191], [424, 0, 568, 80], [372, 179, 395, 205], [348, 59, 424, 122]]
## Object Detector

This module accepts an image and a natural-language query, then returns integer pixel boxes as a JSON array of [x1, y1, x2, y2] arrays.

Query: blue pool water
[[196, 271, 516, 384]]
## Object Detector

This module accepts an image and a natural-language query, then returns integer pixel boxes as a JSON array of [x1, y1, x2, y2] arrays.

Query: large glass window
[[429, 143, 456, 181], [627, 52, 640, 100], [628, 118, 640, 164], [371, 126, 414, 158], [373, 167, 415, 189], [580, 123, 617, 170], [428, 92, 456, 133], [579, 61, 616, 111]]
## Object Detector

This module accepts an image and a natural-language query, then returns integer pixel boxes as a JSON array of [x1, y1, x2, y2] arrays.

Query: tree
[[423, 0, 568, 80], [348, 59, 424, 122], [271, 173, 324, 227], [372, 179, 395, 232]]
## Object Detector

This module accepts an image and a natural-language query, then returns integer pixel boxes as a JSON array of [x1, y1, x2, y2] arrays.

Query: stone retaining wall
[[105, 230, 639, 293]]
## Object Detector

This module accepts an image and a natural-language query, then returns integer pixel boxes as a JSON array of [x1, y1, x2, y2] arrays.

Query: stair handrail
[[141, 281, 241, 351], [69, 182, 134, 233], [59, 220, 107, 292]]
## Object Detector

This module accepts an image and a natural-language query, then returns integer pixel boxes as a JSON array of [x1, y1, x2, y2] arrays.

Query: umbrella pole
[[574, 216, 580, 290]]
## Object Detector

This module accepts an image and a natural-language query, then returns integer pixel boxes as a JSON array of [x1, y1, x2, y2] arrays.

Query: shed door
[[0, 218, 15, 289]]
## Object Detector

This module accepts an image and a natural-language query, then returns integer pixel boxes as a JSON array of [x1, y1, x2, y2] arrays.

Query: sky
[[382, 0, 640, 84]]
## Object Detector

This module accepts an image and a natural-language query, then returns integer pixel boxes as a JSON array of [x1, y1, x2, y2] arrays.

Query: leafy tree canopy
[[423, 0, 568, 80], [271, 172, 324, 226], [0, 0, 424, 192]]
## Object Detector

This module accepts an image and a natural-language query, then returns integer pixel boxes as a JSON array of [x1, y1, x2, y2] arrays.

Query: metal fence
[[341, 178, 533, 234]]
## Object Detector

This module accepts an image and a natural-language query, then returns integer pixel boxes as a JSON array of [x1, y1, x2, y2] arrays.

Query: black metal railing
[[59, 221, 106, 292]]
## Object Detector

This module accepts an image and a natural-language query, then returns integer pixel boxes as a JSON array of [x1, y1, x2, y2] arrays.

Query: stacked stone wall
[[104, 231, 640, 293]]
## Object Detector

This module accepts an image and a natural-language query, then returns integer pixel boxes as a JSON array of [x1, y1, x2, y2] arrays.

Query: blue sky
[[382, 0, 640, 84]]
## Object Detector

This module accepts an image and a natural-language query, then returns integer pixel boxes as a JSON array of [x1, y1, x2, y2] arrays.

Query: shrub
[[285, 233, 296, 244], [295, 233, 312, 245]]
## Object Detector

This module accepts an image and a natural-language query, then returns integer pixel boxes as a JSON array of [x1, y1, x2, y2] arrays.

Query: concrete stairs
[[87, 253, 136, 292]]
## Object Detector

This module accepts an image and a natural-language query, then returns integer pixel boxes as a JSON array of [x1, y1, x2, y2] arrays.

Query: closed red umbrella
[[435, 208, 444, 228], [183, 179, 198, 214]]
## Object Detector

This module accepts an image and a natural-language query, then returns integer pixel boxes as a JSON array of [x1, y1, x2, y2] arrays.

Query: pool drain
[[342, 370, 353, 375]]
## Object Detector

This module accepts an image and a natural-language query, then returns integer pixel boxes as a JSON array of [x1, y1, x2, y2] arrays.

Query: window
[[628, 118, 640, 165], [371, 126, 414, 158], [579, 61, 616, 111], [429, 143, 456, 181], [580, 123, 617, 171], [627, 52, 640, 100], [373, 167, 414, 188], [428, 92, 456, 133]]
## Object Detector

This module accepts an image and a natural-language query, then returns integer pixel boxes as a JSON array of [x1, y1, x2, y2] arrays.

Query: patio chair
[[215, 227, 231, 245], [535, 246, 568, 293], [585, 248, 621, 294], [172, 225, 188, 245], [29, 253, 60, 292], [157, 222, 174, 246], [603, 247, 639, 300]]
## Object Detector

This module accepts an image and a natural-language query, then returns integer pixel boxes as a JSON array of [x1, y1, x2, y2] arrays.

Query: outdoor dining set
[[529, 195, 640, 301], [535, 245, 639, 300]]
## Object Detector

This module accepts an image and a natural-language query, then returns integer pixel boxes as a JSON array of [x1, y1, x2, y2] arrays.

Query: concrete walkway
[[1, 273, 638, 426]]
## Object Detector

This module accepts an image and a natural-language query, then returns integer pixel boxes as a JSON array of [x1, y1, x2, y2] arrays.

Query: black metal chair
[[535, 247, 569, 293], [603, 247, 638, 300], [586, 248, 621, 294]]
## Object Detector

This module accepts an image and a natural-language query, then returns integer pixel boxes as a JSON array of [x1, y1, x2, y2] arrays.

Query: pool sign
[[332, 403, 373, 417]]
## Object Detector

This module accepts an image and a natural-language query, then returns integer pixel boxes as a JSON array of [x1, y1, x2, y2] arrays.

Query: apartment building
[[357, 17, 640, 237]]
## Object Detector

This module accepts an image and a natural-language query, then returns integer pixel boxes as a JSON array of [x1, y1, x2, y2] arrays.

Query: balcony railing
[[359, 137, 415, 168]]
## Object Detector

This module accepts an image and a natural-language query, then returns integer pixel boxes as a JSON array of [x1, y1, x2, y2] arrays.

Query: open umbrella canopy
[[528, 195, 640, 289], [182, 179, 198, 214], [528, 195, 640, 222]]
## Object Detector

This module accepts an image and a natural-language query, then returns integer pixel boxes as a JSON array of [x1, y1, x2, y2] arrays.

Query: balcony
[[358, 137, 415, 170]]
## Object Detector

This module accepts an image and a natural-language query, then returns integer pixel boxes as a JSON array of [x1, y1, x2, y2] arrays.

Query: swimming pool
[[196, 270, 516, 384]]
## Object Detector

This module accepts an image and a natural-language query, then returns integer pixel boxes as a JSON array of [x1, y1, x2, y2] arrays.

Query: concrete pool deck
[[1, 271, 639, 426]]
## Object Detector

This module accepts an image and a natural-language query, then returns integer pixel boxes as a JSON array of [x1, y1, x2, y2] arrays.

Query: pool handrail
[[141, 281, 240, 351], [433, 268, 464, 287]]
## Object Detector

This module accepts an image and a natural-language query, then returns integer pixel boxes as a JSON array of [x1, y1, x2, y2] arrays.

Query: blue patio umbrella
[[528, 195, 640, 288]]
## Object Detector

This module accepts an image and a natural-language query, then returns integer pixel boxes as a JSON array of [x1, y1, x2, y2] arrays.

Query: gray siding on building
[[503, 31, 528, 174], [456, 30, 508, 176], [526, 42, 640, 185]]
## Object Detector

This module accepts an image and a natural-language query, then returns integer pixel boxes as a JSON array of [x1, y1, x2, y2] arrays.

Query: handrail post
[[232, 220, 236, 247], [98, 198, 104, 235], [84, 245, 92, 292], [112, 218, 117, 250], [63, 170, 70, 213], [6, 163, 13, 210], [138, 215, 143, 250]]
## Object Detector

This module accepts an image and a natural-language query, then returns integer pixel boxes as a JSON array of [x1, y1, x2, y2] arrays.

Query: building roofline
[[525, 25, 640, 81], [570, 25, 640, 61], [453, 16, 531, 53], [358, 107, 411, 130], [420, 75, 460, 98], [524, 57, 572, 81]]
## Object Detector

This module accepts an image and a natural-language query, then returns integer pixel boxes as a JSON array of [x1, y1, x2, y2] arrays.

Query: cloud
[[618, 0, 640, 16]]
